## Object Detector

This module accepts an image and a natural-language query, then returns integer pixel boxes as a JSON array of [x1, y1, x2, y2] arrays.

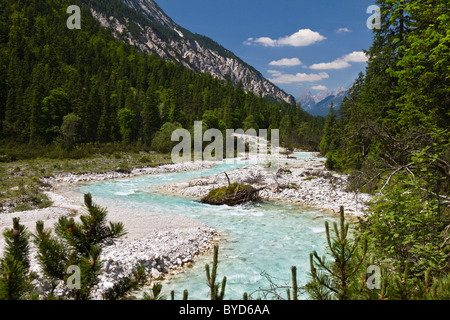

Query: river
[[75, 153, 337, 300]]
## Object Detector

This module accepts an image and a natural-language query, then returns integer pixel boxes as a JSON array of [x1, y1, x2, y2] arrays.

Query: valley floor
[[0, 161, 217, 299], [0, 153, 372, 299]]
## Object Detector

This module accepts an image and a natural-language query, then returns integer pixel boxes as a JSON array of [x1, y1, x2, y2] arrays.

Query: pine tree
[[34, 193, 129, 300], [306, 206, 367, 300], [142, 283, 166, 300], [331, 72, 367, 171], [389, 0, 450, 130], [205, 244, 226, 300], [0, 218, 35, 300]]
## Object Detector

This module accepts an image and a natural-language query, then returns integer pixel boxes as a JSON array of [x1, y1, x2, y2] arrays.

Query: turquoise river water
[[75, 153, 336, 300]]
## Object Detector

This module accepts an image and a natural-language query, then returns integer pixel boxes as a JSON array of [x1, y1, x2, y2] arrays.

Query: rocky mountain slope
[[84, 0, 295, 104]]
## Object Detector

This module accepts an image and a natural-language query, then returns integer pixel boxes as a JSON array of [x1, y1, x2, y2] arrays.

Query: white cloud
[[311, 85, 328, 90], [335, 27, 351, 34], [269, 58, 302, 67], [245, 29, 326, 47], [243, 37, 254, 45], [268, 71, 329, 84], [310, 51, 368, 70], [342, 51, 368, 63], [268, 70, 282, 77], [245, 37, 277, 47], [310, 60, 351, 70]]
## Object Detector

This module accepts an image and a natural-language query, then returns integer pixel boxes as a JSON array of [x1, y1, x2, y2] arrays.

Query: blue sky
[[157, 0, 376, 98]]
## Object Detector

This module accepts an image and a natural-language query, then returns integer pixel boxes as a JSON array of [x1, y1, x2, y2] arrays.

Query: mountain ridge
[[84, 0, 296, 104]]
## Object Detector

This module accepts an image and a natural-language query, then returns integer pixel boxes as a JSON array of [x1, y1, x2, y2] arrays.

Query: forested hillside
[[315, 0, 450, 298], [0, 0, 323, 159], [319, 0, 449, 195], [321, 1, 449, 175], [81, 0, 296, 104]]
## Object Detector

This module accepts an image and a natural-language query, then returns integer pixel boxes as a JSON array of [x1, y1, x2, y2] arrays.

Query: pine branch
[[325, 222, 339, 259], [310, 253, 339, 294], [312, 251, 339, 279], [291, 266, 298, 300]]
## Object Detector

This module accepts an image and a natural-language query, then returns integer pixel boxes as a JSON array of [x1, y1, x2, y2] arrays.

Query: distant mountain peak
[[298, 90, 313, 99], [297, 90, 316, 111], [297, 86, 349, 116], [312, 86, 348, 104]]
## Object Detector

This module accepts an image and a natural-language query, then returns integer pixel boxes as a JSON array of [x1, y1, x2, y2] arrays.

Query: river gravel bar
[[0, 161, 217, 299], [0, 155, 372, 299]]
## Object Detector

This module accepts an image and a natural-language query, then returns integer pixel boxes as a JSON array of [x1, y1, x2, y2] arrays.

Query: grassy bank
[[0, 149, 172, 213]]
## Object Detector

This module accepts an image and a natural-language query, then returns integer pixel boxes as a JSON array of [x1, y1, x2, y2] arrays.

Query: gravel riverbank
[[160, 154, 372, 217], [0, 161, 217, 299]]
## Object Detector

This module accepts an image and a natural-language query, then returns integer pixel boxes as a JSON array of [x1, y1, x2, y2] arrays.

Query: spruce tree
[[319, 103, 339, 170], [141, 90, 162, 146]]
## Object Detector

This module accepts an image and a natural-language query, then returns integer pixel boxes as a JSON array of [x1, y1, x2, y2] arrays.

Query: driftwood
[[276, 168, 292, 177], [200, 183, 265, 206], [224, 172, 231, 186]]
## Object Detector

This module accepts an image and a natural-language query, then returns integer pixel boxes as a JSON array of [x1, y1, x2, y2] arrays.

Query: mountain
[[84, 0, 295, 104], [297, 90, 316, 111], [313, 87, 347, 103], [297, 87, 348, 116], [1, 0, 324, 151]]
